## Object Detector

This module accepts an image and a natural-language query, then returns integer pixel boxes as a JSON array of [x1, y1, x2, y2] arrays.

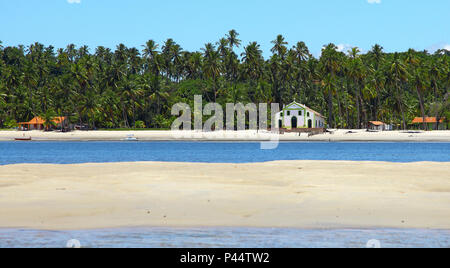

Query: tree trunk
[[132, 100, 136, 128], [355, 80, 360, 129], [336, 90, 343, 128], [435, 111, 441, 130], [416, 87, 427, 130], [396, 84, 407, 130], [361, 96, 368, 129], [375, 87, 381, 121], [122, 103, 129, 128], [214, 79, 217, 103], [66, 110, 71, 131], [356, 95, 360, 129], [328, 90, 333, 128], [399, 101, 406, 130]]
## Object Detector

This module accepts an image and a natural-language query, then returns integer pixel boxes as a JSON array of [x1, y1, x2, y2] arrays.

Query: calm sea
[[0, 141, 449, 165]]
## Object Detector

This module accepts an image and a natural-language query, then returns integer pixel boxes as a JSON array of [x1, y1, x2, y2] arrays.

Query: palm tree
[[143, 40, 159, 61], [143, 40, 160, 77], [217, 38, 229, 59], [161, 39, 176, 79], [268, 54, 282, 104], [367, 44, 385, 121], [127, 47, 142, 75], [172, 44, 184, 81], [149, 88, 170, 117], [347, 47, 365, 128], [99, 88, 120, 128], [292, 42, 311, 102], [202, 43, 221, 102], [82, 88, 101, 129], [428, 61, 442, 102], [115, 44, 128, 64], [412, 69, 429, 130], [321, 73, 336, 126], [241, 42, 263, 81], [65, 44, 77, 62], [226, 30, 241, 50], [42, 109, 57, 131], [181, 52, 202, 79], [368, 68, 386, 121], [78, 45, 90, 58], [0, 91, 6, 128], [271, 35, 288, 59], [224, 30, 241, 85], [320, 44, 341, 128], [293, 41, 310, 62], [388, 54, 409, 129], [430, 92, 450, 130], [368, 44, 384, 70]]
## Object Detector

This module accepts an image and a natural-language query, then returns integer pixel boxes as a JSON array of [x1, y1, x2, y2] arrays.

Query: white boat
[[122, 134, 138, 141]]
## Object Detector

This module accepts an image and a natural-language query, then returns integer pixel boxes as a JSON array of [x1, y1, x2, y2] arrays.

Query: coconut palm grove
[[0, 30, 449, 130]]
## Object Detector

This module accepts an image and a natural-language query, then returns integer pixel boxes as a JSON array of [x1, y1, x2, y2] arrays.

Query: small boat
[[122, 134, 138, 141], [15, 136, 32, 141]]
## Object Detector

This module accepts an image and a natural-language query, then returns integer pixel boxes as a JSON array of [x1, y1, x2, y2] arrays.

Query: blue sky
[[1, 0, 449, 58]]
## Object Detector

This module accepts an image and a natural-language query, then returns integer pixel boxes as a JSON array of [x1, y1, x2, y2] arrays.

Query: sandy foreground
[[1, 129, 450, 142], [0, 161, 449, 230]]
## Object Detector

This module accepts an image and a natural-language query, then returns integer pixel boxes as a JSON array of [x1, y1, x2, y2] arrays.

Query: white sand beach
[[0, 161, 449, 230], [1, 129, 450, 142]]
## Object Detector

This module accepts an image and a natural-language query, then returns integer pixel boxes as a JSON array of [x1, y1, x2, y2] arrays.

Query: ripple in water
[[0, 228, 449, 248]]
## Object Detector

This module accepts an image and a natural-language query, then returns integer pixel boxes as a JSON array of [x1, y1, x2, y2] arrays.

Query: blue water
[[0, 141, 449, 165], [0, 228, 448, 248]]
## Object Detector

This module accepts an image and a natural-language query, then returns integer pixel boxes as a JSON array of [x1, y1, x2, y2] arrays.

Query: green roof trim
[[283, 101, 304, 110], [282, 101, 325, 118]]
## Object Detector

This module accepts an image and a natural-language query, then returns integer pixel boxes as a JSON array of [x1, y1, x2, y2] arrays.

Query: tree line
[[0, 30, 449, 130]]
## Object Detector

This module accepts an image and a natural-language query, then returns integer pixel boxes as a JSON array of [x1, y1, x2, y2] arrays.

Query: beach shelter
[[411, 117, 446, 130], [18, 116, 67, 131], [368, 121, 386, 131]]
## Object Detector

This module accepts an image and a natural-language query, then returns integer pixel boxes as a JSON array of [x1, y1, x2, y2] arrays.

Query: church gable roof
[[283, 101, 325, 118], [284, 101, 305, 110]]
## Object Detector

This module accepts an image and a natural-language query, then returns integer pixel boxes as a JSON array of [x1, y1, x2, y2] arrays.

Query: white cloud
[[337, 44, 364, 54], [427, 43, 450, 53], [367, 0, 381, 4], [67, 0, 81, 4], [336, 44, 351, 53], [316, 44, 362, 57]]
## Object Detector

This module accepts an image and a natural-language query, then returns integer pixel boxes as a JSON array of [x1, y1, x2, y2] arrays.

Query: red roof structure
[[18, 116, 67, 129], [411, 117, 444, 124], [369, 121, 385, 126]]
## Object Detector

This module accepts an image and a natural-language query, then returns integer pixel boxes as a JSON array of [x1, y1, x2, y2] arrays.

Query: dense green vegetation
[[0, 30, 449, 130]]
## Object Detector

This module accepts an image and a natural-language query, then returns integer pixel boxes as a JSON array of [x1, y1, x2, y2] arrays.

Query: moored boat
[[15, 137, 32, 141], [122, 134, 138, 141]]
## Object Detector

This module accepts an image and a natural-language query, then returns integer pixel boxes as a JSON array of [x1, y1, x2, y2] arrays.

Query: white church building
[[275, 101, 326, 129]]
